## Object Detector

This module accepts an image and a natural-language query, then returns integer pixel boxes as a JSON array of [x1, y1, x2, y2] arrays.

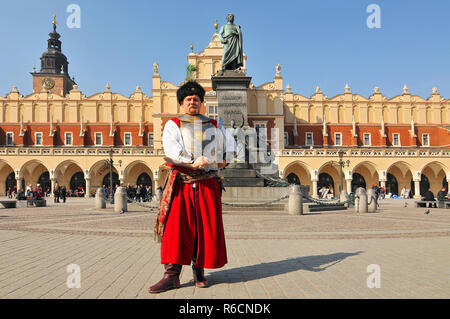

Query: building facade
[[0, 21, 449, 198]]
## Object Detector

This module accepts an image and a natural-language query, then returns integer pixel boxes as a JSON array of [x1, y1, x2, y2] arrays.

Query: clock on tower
[[31, 15, 75, 95]]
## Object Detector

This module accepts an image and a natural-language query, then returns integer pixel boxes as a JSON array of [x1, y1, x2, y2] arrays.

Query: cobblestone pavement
[[0, 197, 449, 299]]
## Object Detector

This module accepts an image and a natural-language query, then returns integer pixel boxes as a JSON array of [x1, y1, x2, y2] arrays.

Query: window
[[65, 132, 73, 146], [363, 133, 371, 146], [124, 132, 132, 146], [422, 134, 430, 146], [95, 132, 102, 146], [284, 132, 289, 146], [305, 132, 314, 146], [207, 105, 218, 119], [6, 132, 13, 146], [334, 132, 342, 146], [254, 122, 267, 147], [35, 132, 43, 146], [255, 123, 267, 136], [392, 133, 400, 147], [148, 133, 154, 147]]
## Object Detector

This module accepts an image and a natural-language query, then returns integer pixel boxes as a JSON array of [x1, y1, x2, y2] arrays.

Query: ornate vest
[[173, 114, 223, 170]]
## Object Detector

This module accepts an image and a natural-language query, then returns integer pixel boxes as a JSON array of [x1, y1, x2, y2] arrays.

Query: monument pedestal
[[213, 71, 303, 208], [212, 71, 261, 188], [212, 70, 251, 128]]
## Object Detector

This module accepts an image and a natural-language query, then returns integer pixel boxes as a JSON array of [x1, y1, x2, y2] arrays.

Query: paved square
[[0, 197, 449, 299]]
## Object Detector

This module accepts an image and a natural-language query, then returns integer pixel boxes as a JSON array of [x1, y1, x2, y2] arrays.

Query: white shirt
[[162, 118, 236, 164]]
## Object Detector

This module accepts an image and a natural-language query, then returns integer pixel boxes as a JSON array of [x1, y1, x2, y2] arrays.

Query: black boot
[[192, 252, 208, 288], [192, 264, 209, 288], [148, 263, 182, 293], [191, 208, 208, 288]]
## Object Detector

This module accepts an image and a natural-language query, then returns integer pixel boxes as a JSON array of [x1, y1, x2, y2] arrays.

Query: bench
[[26, 198, 46, 207], [0, 200, 17, 208], [415, 200, 437, 208]]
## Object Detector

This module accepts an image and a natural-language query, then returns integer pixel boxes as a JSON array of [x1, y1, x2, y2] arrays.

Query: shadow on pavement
[[206, 251, 364, 285]]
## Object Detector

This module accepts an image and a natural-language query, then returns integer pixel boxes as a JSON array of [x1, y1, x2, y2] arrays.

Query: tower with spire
[[31, 15, 76, 95]]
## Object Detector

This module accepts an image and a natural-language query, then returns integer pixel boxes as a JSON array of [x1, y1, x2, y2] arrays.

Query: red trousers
[[160, 177, 227, 269]]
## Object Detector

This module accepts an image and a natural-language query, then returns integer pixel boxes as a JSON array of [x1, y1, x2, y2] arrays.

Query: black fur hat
[[177, 81, 205, 105]]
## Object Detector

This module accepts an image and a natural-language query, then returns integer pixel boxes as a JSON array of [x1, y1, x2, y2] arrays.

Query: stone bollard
[[340, 189, 349, 207], [354, 188, 360, 212], [367, 188, 378, 212], [152, 188, 162, 204], [114, 186, 127, 213], [95, 188, 106, 209], [354, 187, 368, 213], [288, 184, 303, 215]]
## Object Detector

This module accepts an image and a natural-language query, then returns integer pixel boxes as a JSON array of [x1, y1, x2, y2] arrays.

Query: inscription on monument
[[217, 91, 248, 128]]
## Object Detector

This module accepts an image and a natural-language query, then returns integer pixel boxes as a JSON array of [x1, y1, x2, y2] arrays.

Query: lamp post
[[338, 149, 345, 193], [107, 147, 115, 203]]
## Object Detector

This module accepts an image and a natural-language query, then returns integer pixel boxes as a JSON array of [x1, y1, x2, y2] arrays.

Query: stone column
[[153, 167, 160, 194], [310, 169, 319, 198], [50, 178, 56, 197], [16, 177, 22, 191], [312, 179, 318, 198], [119, 169, 126, 187], [344, 170, 353, 194], [378, 170, 387, 189], [413, 179, 421, 198], [153, 179, 159, 194], [413, 171, 421, 198], [85, 178, 91, 198], [84, 169, 91, 198], [345, 179, 352, 194], [14, 169, 22, 191], [49, 169, 57, 197]]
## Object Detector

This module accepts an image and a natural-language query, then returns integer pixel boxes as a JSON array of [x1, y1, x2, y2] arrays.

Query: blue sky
[[1, 0, 450, 99]]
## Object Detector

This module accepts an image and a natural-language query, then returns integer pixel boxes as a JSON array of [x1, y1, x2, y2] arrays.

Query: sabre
[[216, 117, 223, 167]]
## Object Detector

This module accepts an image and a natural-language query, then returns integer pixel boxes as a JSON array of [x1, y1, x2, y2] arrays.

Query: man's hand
[[217, 162, 228, 169], [192, 156, 210, 169]]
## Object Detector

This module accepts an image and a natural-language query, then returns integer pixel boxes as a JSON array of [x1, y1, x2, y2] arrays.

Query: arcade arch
[[419, 161, 447, 194], [54, 160, 84, 191], [70, 172, 87, 194], [318, 172, 335, 197], [386, 161, 413, 196], [123, 160, 154, 192], [20, 160, 49, 190], [0, 160, 14, 194], [89, 160, 119, 190], [318, 161, 340, 196], [286, 173, 300, 185], [351, 173, 366, 193], [102, 172, 119, 188], [352, 161, 379, 191], [283, 161, 311, 192]]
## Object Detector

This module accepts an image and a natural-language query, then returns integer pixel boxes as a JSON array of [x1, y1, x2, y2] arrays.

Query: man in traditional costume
[[149, 81, 236, 293]]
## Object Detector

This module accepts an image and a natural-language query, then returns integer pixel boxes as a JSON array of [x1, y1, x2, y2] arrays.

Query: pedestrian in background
[[61, 186, 67, 203]]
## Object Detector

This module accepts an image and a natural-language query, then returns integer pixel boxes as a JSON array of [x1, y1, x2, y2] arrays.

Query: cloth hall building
[[0, 21, 449, 199]]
